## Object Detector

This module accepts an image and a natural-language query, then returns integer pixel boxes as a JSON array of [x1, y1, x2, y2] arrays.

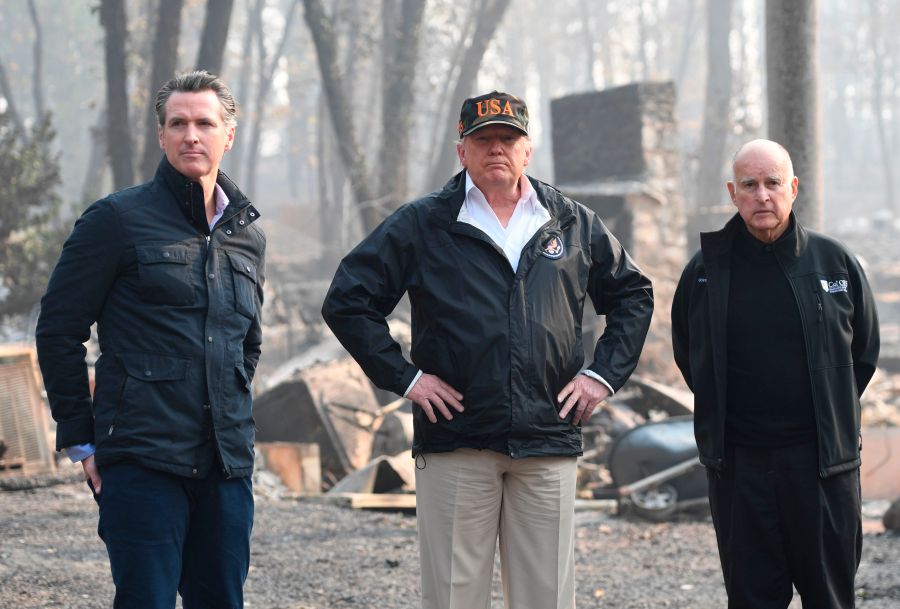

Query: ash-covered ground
[[2, 474, 898, 609]]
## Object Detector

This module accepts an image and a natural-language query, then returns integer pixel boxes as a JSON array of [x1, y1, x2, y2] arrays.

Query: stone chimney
[[551, 82, 687, 384]]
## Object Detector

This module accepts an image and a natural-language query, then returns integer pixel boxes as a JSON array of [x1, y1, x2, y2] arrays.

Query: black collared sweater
[[725, 222, 816, 447]]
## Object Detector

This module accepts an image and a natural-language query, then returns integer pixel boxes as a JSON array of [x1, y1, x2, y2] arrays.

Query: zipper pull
[[108, 425, 115, 436]]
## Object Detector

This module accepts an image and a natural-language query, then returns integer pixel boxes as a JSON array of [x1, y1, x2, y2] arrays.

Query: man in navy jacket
[[37, 71, 265, 609]]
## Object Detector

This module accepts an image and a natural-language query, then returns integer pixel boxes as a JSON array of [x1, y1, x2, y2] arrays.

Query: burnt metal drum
[[607, 415, 707, 519]]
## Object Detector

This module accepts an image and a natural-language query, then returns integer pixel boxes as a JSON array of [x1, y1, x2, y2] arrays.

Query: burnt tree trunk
[[303, 0, 378, 231], [426, 0, 512, 191], [867, 0, 895, 213], [140, 0, 184, 182], [26, 0, 46, 119], [100, 0, 135, 190], [226, 0, 264, 182], [245, 0, 300, 200], [377, 0, 425, 218], [195, 0, 234, 75], [766, 0, 822, 229], [696, 0, 733, 212]]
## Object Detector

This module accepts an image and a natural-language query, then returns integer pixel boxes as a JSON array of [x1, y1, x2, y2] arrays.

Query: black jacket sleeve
[[321, 207, 419, 396], [671, 257, 696, 392], [849, 254, 879, 396], [35, 200, 126, 450], [584, 213, 654, 391]]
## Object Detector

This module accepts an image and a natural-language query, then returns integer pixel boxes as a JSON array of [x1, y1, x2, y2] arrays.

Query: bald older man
[[672, 139, 880, 608]]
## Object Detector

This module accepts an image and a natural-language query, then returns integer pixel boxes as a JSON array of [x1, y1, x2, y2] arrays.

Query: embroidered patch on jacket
[[541, 236, 564, 259], [820, 279, 849, 294]]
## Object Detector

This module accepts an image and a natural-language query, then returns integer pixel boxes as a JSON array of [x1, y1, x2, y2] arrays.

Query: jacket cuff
[[579, 369, 614, 395], [54, 417, 95, 452], [395, 364, 420, 398]]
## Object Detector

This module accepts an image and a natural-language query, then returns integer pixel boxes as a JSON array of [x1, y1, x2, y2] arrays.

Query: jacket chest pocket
[[136, 244, 196, 306], [806, 273, 854, 365], [226, 250, 259, 318]]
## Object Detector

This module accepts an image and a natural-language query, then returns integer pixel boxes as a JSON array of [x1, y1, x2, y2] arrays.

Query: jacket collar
[[701, 211, 807, 263], [427, 170, 576, 229], [155, 156, 255, 233]]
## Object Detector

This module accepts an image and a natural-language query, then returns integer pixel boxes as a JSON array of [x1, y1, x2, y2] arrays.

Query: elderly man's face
[[158, 90, 234, 182], [456, 125, 532, 193], [727, 142, 798, 243]]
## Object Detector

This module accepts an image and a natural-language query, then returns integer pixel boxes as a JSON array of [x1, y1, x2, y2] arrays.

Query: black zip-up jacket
[[671, 213, 879, 477], [36, 157, 265, 479], [322, 171, 653, 458]]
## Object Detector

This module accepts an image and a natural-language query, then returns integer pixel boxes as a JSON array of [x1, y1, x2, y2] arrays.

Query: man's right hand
[[407, 373, 464, 423], [82, 454, 102, 495]]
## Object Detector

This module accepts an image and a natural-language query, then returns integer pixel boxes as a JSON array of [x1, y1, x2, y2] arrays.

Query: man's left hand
[[557, 375, 610, 425]]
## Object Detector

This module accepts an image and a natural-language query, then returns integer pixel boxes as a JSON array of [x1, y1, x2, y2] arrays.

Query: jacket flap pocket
[[119, 352, 189, 381], [235, 363, 251, 391], [136, 244, 192, 265], [227, 251, 258, 284]]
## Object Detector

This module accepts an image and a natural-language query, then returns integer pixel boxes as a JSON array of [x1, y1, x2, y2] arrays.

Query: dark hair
[[155, 70, 237, 128]]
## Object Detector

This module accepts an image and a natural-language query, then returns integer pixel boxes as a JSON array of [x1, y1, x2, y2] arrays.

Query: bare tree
[[426, 0, 512, 191], [598, 0, 615, 87], [100, 0, 135, 190], [673, 0, 700, 92], [196, 0, 235, 75], [302, 0, 380, 231], [26, 0, 45, 119], [578, 0, 598, 90], [867, 0, 895, 213], [226, 0, 264, 182], [82, 117, 109, 202], [378, 0, 426, 211], [0, 57, 25, 133], [139, 0, 184, 182], [766, 0, 822, 229], [245, 0, 301, 199], [695, 0, 733, 211]]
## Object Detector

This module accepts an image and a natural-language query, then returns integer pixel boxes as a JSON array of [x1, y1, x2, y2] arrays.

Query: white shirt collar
[[457, 172, 550, 272]]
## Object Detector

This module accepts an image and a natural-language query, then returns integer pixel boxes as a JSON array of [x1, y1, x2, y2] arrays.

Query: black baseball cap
[[458, 91, 529, 137]]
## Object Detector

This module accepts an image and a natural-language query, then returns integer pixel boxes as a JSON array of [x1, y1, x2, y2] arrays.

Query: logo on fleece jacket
[[820, 279, 849, 294]]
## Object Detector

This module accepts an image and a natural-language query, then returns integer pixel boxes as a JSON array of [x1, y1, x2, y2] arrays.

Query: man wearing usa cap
[[323, 91, 652, 609]]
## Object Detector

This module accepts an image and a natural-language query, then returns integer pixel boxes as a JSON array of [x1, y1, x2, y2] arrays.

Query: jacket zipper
[[776, 256, 826, 476], [814, 287, 828, 352]]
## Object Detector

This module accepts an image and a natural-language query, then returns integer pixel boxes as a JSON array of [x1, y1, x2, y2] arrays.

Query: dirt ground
[[1, 474, 899, 609]]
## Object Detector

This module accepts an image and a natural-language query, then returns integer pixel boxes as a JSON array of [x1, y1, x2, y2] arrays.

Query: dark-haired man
[[37, 71, 265, 609], [323, 91, 652, 609]]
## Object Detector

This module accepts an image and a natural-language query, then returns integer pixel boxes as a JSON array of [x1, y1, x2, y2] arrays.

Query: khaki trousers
[[415, 448, 577, 609]]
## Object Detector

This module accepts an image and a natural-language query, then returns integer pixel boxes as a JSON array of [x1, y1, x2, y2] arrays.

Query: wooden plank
[[348, 493, 417, 510], [574, 498, 618, 513], [310, 492, 416, 510], [311, 493, 616, 513]]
